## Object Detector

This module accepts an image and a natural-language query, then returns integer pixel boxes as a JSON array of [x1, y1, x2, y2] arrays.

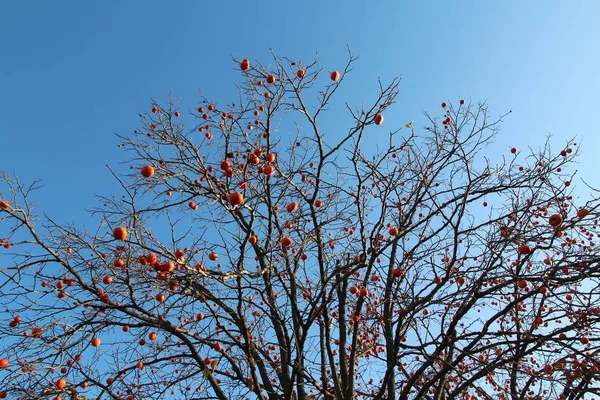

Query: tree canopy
[[1, 52, 600, 400]]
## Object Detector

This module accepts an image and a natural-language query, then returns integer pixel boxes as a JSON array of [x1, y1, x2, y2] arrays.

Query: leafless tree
[[1, 51, 600, 400]]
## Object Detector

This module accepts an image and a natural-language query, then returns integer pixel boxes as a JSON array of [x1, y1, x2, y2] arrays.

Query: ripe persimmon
[[141, 165, 155, 178], [263, 165, 275, 176], [548, 214, 563, 227], [113, 227, 128, 241], [518, 244, 531, 255], [330, 71, 340, 81], [220, 160, 230, 170], [374, 114, 384, 125], [518, 279, 528, 289], [228, 192, 244, 206], [577, 209, 590, 218]]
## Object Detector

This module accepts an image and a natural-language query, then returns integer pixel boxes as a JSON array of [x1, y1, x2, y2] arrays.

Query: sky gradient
[[1, 0, 599, 221]]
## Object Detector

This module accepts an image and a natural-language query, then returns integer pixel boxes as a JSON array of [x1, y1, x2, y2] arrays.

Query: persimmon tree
[[1, 51, 600, 400]]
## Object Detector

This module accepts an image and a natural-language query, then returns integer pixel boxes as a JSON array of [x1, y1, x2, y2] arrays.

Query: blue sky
[[1, 2, 600, 397], [1, 0, 599, 220]]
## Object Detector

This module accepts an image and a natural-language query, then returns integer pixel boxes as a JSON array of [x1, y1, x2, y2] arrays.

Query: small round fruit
[[286, 202, 298, 213], [548, 214, 563, 227], [113, 227, 128, 241], [281, 237, 293, 247], [240, 59, 250, 71], [141, 165, 155, 178], [330, 71, 340, 81], [56, 378, 67, 389], [220, 160, 230, 170], [518, 279, 528, 289], [518, 244, 531, 255], [296, 69, 305, 79], [91, 337, 101, 347], [374, 114, 384, 125], [228, 192, 244, 206], [577, 209, 590, 218], [263, 165, 275, 176]]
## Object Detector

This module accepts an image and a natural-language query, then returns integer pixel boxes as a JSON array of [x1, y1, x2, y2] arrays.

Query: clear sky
[[1, 0, 599, 220], [1, 3, 600, 398]]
